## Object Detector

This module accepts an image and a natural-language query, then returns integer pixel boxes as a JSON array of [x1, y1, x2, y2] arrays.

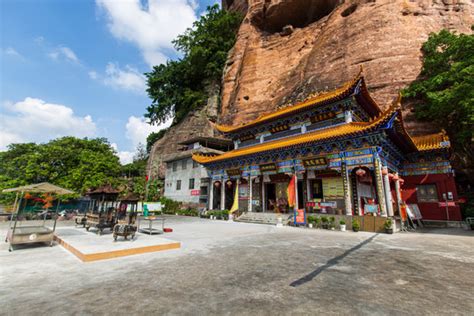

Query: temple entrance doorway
[[212, 181, 221, 210], [224, 180, 235, 210], [297, 180, 304, 209], [352, 167, 377, 215], [265, 183, 276, 212]]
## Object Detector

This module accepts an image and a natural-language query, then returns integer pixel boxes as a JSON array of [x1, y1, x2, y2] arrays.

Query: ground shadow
[[290, 234, 379, 287]]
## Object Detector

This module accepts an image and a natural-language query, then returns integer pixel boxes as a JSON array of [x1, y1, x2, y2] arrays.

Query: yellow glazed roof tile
[[193, 103, 400, 164], [412, 131, 450, 151], [214, 68, 380, 133]]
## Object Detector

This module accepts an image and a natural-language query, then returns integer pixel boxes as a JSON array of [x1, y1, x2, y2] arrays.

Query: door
[[266, 183, 276, 211], [297, 180, 304, 209]]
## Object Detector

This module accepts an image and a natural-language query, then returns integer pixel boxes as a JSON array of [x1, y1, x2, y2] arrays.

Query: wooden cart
[[2, 182, 74, 252]]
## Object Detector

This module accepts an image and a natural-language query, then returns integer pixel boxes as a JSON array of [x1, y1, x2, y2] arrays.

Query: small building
[[163, 137, 232, 208], [193, 70, 462, 222]]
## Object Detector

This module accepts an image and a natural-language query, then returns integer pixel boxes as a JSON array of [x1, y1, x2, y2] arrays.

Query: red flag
[[287, 175, 296, 208]]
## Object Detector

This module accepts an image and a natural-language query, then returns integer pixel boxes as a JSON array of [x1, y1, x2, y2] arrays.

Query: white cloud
[[109, 116, 171, 165], [3, 47, 23, 58], [111, 143, 135, 164], [125, 115, 171, 149], [88, 71, 98, 80], [96, 0, 197, 67], [48, 46, 79, 63], [90, 63, 147, 93], [0, 98, 97, 150], [104, 63, 146, 92]]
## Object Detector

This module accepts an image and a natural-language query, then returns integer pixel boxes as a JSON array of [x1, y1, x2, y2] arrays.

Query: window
[[417, 184, 438, 202], [310, 179, 323, 199], [189, 178, 195, 189], [172, 162, 177, 172], [193, 160, 199, 168], [182, 159, 187, 170], [176, 180, 181, 190]]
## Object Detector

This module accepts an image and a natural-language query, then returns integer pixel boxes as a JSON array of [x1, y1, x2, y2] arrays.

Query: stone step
[[235, 212, 292, 225]]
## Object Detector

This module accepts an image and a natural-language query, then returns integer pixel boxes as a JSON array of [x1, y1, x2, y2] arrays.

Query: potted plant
[[329, 216, 336, 230], [384, 218, 394, 234], [321, 216, 329, 229], [352, 218, 360, 232], [339, 219, 346, 232], [307, 215, 315, 228]]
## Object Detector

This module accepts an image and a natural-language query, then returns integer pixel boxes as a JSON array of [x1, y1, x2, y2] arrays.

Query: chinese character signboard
[[260, 163, 277, 173], [294, 208, 306, 226], [303, 157, 327, 168]]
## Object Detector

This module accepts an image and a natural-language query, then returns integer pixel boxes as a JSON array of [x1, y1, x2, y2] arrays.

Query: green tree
[[145, 5, 243, 125], [403, 28, 474, 179], [146, 128, 168, 153], [0, 137, 122, 204]]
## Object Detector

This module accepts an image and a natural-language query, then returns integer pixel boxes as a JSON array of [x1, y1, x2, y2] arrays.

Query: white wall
[[164, 157, 208, 204]]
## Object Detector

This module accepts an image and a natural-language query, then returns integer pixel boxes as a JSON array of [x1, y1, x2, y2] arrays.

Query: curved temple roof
[[214, 68, 381, 134], [412, 131, 450, 151], [193, 102, 439, 165]]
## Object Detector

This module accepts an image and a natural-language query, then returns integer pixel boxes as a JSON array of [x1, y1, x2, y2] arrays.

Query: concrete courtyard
[[1, 216, 473, 315]]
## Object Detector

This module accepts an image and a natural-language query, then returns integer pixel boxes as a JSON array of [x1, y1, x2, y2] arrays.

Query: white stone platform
[[54, 227, 180, 262]]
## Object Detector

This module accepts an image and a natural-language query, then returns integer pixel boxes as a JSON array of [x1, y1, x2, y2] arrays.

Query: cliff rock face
[[147, 88, 220, 179], [148, 0, 473, 179], [220, 0, 473, 133]]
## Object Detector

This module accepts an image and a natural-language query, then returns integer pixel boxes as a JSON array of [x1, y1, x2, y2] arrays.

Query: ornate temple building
[[193, 70, 461, 222]]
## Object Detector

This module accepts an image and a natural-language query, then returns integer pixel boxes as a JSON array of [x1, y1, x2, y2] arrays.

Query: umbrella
[[2, 182, 74, 195]]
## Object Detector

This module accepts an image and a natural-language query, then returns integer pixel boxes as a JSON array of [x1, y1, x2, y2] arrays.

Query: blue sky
[[0, 0, 218, 163]]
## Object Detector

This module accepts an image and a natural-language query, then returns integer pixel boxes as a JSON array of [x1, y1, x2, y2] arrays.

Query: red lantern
[[355, 168, 366, 177], [393, 174, 399, 180]]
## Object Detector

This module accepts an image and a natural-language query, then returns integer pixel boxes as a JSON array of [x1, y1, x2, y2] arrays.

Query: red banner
[[287, 175, 296, 208]]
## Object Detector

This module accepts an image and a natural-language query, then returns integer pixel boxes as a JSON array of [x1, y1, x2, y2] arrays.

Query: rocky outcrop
[[148, 0, 473, 178], [220, 0, 474, 134], [146, 86, 220, 179]]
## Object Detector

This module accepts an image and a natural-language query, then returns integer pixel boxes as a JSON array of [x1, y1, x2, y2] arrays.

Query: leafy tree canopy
[[0, 137, 122, 203], [145, 5, 243, 125], [146, 128, 168, 153], [403, 28, 474, 177]]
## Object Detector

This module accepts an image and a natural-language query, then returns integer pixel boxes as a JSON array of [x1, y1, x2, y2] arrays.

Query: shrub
[[339, 219, 346, 225], [307, 215, 315, 224], [321, 216, 328, 223], [384, 218, 393, 229], [314, 216, 321, 228], [177, 208, 199, 217], [159, 197, 182, 214], [352, 219, 360, 231]]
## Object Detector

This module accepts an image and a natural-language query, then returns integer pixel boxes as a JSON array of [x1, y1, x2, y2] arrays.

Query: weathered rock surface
[[147, 88, 220, 179], [220, 0, 474, 134], [148, 0, 473, 179]]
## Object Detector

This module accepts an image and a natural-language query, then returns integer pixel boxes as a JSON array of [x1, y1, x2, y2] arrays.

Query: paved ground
[[1, 216, 473, 315]]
